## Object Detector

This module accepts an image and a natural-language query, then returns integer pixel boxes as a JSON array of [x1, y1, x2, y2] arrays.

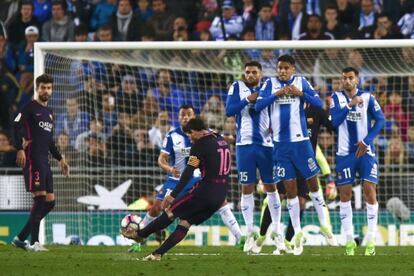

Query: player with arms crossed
[[134, 105, 242, 251], [225, 61, 284, 253], [122, 117, 232, 260], [12, 74, 69, 251], [255, 55, 334, 255], [330, 67, 385, 256]]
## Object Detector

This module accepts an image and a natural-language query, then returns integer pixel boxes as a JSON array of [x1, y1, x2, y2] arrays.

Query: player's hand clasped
[[274, 85, 303, 97], [161, 195, 175, 210]]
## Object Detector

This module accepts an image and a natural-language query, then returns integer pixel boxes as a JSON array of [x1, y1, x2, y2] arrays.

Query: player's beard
[[38, 93, 50, 103]]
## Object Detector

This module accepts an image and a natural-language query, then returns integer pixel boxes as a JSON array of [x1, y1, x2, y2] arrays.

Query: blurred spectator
[[241, 27, 261, 60], [319, 130, 335, 165], [82, 132, 108, 167], [323, 4, 346, 39], [146, 0, 175, 41], [6, 0, 40, 50], [209, 0, 243, 40], [172, 16, 190, 41], [74, 24, 89, 42], [135, 0, 154, 22], [148, 111, 173, 149], [0, 32, 16, 73], [116, 74, 144, 114], [33, 0, 52, 25], [278, 0, 308, 40], [336, 0, 356, 29], [56, 97, 91, 146], [108, 0, 143, 41], [259, 49, 277, 78], [201, 95, 226, 132], [133, 128, 159, 167], [90, 0, 116, 31], [406, 126, 414, 164], [359, 13, 403, 39], [254, 4, 278, 41], [42, 0, 75, 42], [354, 0, 378, 31], [149, 69, 184, 125], [403, 75, 414, 118], [314, 49, 347, 88], [66, 0, 93, 27], [296, 15, 334, 73], [96, 24, 114, 41], [101, 91, 118, 137], [199, 29, 213, 41], [398, 10, 414, 38], [0, 61, 21, 132], [384, 91, 410, 141], [222, 116, 236, 146], [384, 136, 406, 173], [75, 118, 105, 152], [0, 130, 16, 167], [56, 132, 77, 165], [17, 26, 39, 104], [107, 111, 135, 166], [242, 0, 257, 25], [305, 0, 323, 16], [346, 49, 374, 85]]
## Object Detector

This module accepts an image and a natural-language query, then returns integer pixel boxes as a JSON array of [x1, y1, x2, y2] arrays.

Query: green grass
[[1, 245, 413, 276]]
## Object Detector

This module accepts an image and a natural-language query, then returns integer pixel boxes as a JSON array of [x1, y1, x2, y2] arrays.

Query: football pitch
[[1, 245, 413, 276]]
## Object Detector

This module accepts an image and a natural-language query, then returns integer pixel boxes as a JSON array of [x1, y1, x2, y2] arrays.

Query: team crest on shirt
[[308, 158, 317, 171], [358, 102, 364, 108]]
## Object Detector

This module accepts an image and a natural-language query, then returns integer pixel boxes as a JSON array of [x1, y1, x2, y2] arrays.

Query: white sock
[[340, 201, 354, 242], [218, 204, 242, 241], [241, 193, 254, 234], [287, 197, 301, 234], [266, 192, 282, 235], [311, 189, 327, 227], [366, 202, 378, 242], [141, 213, 157, 228]]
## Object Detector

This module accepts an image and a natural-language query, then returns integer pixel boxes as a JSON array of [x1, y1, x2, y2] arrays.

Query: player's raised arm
[[255, 79, 278, 111], [329, 93, 351, 128], [362, 94, 385, 146], [225, 81, 249, 117], [301, 78, 323, 108]]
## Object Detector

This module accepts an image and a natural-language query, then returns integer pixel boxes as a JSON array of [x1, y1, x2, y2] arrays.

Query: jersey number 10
[[217, 148, 231, 176]]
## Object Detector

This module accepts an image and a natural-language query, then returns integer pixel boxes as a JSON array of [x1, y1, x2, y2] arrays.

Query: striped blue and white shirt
[[330, 89, 385, 156], [255, 76, 323, 142], [225, 80, 273, 147], [161, 127, 192, 180]]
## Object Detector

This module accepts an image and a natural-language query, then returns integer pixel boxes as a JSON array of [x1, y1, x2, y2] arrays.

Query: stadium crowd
[[0, 0, 414, 173]]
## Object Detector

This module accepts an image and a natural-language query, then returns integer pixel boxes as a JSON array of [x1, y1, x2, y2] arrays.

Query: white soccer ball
[[121, 214, 142, 231]]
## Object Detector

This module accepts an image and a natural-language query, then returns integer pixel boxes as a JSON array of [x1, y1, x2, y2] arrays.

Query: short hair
[[308, 14, 322, 22], [183, 117, 206, 132], [35, 74, 53, 87], [75, 24, 88, 36], [52, 0, 66, 10], [20, 0, 34, 9], [377, 13, 391, 21], [244, 61, 262, 70], [342, 67, 359, 76], [98, 25, 112, 33], [277, 54, 295, 65], [179, 104, 195, 112], [259, 3, 272, 10], [325, 4, 338, 11]]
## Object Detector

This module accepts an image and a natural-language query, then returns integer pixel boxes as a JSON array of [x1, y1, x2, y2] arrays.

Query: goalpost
[[34, 40, 414, 246]]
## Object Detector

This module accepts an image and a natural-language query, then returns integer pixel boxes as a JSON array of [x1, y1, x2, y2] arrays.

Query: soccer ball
[[121, 214, 142, 232]]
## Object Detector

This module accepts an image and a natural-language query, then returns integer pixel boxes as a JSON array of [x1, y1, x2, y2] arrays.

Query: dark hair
[[183, 117, 206, 132], [325, 4, 338, 11], [277, 54, 295, 65], [377, 12, 391, 21], [20, 0, 34, 9], [52, 0, 66, 10], [35, 74, 53, 87], [179, 104, 195, 112], [342, 67, 359, 76], [308, 14, 322, 22], [244, 60, 262, 70], [75, 24, 88, 36], [259, 3, 272, 10]]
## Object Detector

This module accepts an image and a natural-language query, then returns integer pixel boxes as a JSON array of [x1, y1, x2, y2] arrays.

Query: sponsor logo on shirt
[[346, 111, 362, 122], [181, 147, 191, 155], [275, 95, 296, 104], [39, 121, 53, 132]]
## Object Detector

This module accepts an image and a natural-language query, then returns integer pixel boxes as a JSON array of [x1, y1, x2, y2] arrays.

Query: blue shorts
[[156, 177, 200, 201], [274, 140, 320, 181], [236, 144, 274, 184], [272, 147, 281, 184], [335, 154, 378, 186]]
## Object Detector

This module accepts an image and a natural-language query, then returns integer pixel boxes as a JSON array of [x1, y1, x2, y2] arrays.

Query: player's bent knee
[[178, 220, 191, 229]]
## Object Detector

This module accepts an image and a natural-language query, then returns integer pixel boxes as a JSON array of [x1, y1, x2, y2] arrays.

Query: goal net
[[34, 40, 414, 246]]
